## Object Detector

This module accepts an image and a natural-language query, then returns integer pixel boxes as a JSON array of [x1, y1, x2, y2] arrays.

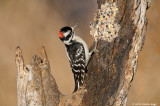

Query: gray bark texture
[[15, 0, 152, 106]]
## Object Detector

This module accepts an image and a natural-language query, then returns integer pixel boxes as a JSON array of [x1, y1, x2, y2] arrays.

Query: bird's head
[[58, 24, 78, 45]]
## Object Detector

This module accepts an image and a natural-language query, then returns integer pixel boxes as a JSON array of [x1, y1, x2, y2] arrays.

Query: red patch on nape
[[58, 30, 64, 38]]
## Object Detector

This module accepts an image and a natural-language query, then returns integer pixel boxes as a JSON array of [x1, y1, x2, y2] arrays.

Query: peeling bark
[[16, 0, 151, 106]]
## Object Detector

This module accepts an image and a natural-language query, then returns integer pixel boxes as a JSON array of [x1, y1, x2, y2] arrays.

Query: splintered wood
[[16, 47, 60, 106]]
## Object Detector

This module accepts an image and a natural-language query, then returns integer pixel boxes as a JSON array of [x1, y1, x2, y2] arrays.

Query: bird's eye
[[66, 34, 71, 40]]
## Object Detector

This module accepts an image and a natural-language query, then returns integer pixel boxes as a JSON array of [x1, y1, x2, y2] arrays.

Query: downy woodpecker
[[58, 24, 97, 92]]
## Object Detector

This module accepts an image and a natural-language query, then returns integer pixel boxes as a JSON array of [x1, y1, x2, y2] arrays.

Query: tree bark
[[15, 0, 152, 106]]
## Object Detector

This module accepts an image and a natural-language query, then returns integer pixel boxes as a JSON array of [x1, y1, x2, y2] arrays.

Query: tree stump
[[15, 0, 152, 105]]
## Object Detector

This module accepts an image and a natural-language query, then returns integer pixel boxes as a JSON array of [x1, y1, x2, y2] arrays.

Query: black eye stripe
[[65, 34, 72, 40], [60, 33, 72, 41]]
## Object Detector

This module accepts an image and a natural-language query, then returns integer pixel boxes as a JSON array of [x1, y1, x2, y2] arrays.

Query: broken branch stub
[[16, 47, 60, 106]]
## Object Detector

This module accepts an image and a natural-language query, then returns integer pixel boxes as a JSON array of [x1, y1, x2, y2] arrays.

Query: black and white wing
[[65, 42, 86, 92]]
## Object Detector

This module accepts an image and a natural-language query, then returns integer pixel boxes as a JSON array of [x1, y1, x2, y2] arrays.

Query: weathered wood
[[16, 0, 151, 105], [82, 0, 150, 105], [16, 47, 26, 106], [16, 47, 60, 106]]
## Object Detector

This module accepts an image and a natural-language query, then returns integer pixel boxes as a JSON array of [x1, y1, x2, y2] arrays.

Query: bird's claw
[[93, 40, 99, 53], [93, 48, 99, 53], [94, 48, 99, 53]]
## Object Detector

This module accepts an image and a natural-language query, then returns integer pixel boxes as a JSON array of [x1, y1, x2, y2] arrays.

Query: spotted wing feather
[[65, 42, 86, 92]]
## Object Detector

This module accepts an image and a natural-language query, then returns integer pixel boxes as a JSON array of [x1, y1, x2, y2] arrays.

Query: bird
[[58, 23, 98, 92]]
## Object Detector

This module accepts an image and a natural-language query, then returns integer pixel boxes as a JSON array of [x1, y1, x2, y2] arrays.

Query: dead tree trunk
[[15, 0, 151, 106]]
